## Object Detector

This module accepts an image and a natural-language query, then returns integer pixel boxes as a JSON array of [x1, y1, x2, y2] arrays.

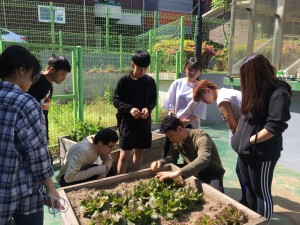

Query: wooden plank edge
[[58, 189, 80, 225]]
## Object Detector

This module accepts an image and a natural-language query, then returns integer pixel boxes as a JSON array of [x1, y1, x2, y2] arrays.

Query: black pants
[[59, 174, 98, 187], [236, 160, 248, 206], [59, 164, 99, 187], [163, 137, 172, 157], [198, 173, 224, 193], [238, 154, 280, 221]]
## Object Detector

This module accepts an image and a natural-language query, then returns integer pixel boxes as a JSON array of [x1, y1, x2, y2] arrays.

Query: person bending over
[[27, 54, 71, 144], [151, 115, 225, 193], [56, 128, 118, 187], [193, 79, 247, 206]]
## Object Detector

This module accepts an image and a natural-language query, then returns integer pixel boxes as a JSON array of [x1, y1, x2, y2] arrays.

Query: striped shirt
[[0, 81, 53, 224]]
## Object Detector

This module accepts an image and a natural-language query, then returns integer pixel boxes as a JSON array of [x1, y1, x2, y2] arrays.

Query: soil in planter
[[66, 177, 249, 225]]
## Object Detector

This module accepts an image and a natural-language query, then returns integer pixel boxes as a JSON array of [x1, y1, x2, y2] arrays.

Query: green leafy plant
[[152, 38, 217, 71], [69, 121, 104, 142], [211, 0, 232, 11], [198, 204, 248, 225], [211, 0, 232, 42], [213, 47, 228, 71], [103, 83, 113, 104], [80, 178, 204, 225]]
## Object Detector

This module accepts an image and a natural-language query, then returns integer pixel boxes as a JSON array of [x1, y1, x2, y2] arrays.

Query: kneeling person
[[56, 128, 118, 187], [151, 116, 225, 192]]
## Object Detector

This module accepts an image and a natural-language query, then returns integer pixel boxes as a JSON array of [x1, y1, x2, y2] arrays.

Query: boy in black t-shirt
[[113, 50, 157, 174], [28, 55, 71, 163]]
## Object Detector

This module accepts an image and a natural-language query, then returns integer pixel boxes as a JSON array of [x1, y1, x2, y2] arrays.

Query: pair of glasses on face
[[105, 144, 115, 150]]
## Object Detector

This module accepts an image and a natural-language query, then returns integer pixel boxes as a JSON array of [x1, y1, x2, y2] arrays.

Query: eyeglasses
[[105, 144, 115, 149]]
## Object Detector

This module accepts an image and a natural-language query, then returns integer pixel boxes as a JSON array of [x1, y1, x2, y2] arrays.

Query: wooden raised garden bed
[[58, 132, 166, 174], [58, 164, 267, 225]]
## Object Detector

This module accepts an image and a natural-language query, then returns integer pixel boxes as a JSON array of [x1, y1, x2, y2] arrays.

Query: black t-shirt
[[27, 74, 53, 138]]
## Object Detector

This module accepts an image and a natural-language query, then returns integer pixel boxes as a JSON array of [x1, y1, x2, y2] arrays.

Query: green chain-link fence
[[0, 0, 230, 154]]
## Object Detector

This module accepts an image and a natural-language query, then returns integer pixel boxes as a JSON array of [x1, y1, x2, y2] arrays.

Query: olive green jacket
[[162, 129, 225, 179]]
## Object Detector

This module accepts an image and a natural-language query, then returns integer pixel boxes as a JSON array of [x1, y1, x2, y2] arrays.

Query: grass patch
[[48, 97, 117, 155], [48, 96, 166, 156]]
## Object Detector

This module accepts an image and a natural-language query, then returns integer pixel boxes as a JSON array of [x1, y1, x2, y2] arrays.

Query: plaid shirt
[[0, 81, 53, 224]]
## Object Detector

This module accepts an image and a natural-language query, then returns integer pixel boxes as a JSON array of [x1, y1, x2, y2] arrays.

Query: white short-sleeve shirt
[[216, 88, 242, 123], [163, 78, 207, 128]]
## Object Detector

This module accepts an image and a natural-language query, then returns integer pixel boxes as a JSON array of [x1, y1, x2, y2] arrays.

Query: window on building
[[38, 5, 66, 24]]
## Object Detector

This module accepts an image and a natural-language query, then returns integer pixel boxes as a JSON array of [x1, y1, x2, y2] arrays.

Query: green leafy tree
[[211, 0, 232, 45], [211, 0, 232, 10]]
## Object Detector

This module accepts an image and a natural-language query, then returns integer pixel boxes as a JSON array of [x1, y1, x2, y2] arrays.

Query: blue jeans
[[7, 210, 44, 225]]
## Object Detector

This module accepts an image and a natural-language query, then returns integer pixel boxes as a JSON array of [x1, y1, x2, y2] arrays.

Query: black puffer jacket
[[231, 80, 292, 160]]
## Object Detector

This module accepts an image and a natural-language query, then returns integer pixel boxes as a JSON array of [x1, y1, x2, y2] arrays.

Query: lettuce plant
[[80, 178, 204, 225]]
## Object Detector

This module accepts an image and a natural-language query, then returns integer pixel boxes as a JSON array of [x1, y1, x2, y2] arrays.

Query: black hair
[[160, 115, 184, 133], [93, 128, 119, 145], [132, 50, 151, 68], [240, 53, 278, 117], [0, 45, 40, 80], [47, 54, 71, 72], [184, 57, 202, 71]]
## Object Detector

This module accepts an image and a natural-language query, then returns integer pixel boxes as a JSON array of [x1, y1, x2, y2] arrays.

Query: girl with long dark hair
[[231, 53, 292, 221]]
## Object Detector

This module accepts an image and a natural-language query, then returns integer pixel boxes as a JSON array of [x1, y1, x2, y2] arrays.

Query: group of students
[[156, 53, 291, 223], [0, 45, 291, 225]]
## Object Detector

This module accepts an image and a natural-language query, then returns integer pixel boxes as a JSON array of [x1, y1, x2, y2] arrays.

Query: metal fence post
[[194, 15, 197, 43], [176, 51, 180, 79], [155, 50, 160, 123], [105, 7, 110, 51], [72, 48, 78, 124], [76, 46, 84, 122], [148, 29, 153, 73], [148, 30, 153, 53], [59, 31, 63, 55], [50, 2, 55, 46], [0, 33, 3, 53], [153, 11, 158, 45], [195, 0, 204, 61], [119, 34, 123, 72], [180, 16, 185, 72]]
